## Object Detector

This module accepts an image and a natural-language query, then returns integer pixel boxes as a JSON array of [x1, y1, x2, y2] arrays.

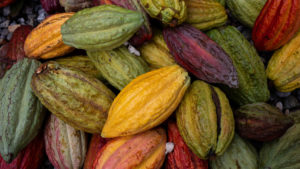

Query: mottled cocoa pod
[[163, 24, 238, 88], [166, 121, 208, 169], [40, 0, 64, 14], [235, 103, 294, 142], [84, 135, 108, 169], [60, 0, 93, 12]]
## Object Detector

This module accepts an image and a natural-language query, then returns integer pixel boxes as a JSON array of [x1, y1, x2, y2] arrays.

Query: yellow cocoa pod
[[266, 31, 300, 92], [101, 65, 190, 138], [24, 13, 75, 59]]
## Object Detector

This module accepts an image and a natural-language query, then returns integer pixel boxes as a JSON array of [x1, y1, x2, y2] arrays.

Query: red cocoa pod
[[0, 43, 10, 78], [95, 0, 152, 46], [166, 121, 208, 169], [40, 0, 64, 14], [0, 132, 45, 169], [0, 0, 15, 8], [84, 135, 108, 169], [252, 0, 300, 51], [163, 25, 238, 88]]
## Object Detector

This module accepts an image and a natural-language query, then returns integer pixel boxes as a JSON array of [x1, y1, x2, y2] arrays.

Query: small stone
[[25, 6, 33, 15], [0, 20, 10, 28], [26, 14, 36, 26], [284, 95, 300, 109], [1, 29, 9, 37], [3, 7, 10, 16], [276, 102, 283, 111], [8, 24, 20, 33], [37, 13, 46, 22], [17, 18, 25, 24], [276, 91, 291, 98], [128, 45, 140, 56], [165, 142, 174, 154], [0, 17, 5, 23]]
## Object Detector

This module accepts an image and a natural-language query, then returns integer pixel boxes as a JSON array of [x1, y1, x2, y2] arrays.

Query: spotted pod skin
[[0, 58, 45, 163], [84, 135, 108, 169], [176, 80, 235, 159], [101, 65, 190, 138], [210, 134, 258, 169], [163, 25, 238, 88], [252, 0, 300, 51], [61, 5, 144, 51], [60, 0, 93, 12], [40, 0, 64, 14], [31, 61, 115, 133], [87, 46, 150, 90], [166, 121, 208, 169], [93, 128, 166, 169], [140, 0, 187, 27], [45, 114, 87, 169], [24, 13, 75, 59]]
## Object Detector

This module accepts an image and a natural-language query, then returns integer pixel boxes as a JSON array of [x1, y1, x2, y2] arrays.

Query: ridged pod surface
[[61, 5, 144, 51], [176, 80, 235, 159], [163, 25, 238, 88], [206, 26, 269, 106], [266, 31, 300, 92], [235, 103, 294, 142], [210, 134, 258, 169], [45, 114, 87, 169], [186, 0, 227, 31], [31, 62, 116, 133], [139, 29, 175, 69], [213, 0, 225, 6], [252, 0, 300, 51], [0, 58, 45, 163], [140, 0, 187, 27], [102, 65, 190, 138], [40, 0, 64, 14], [24, 13, 75, 59], [166, 121, 208, 169], [87, 46, 150, 90], [259, 124, 300, 169], [226, 0, 267, 27], [0, 44, 9, 78], [98, 0, 152, 46], [84, 135, 108, 169], [60, 0, 93, 11], [93, 128, 166, 169]]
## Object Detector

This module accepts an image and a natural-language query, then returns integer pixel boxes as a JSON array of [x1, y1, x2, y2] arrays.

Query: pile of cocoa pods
[[1, 0, 300, 169]]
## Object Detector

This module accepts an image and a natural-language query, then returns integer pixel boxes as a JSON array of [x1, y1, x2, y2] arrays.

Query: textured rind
[[60, 0, 93, 12], [140, 0, 187, 27], [235, 102, 294, 142], [93, 128, 166, 169], [266, 31, 300, 92], [87, 46, 150, 90], [176, 80, 235, 159], [186, 0, 227, 31], [84, 135, 108, 169], [0, 0, 15, 8], [45, 114, 87, 169], [40, 0, 64, 14], [139, 29, 175, 69], [163, 24, 238, 88], [102, 65, 190, 138], [210, 134, 258, 169], [207, 26, 270, 106], [24, 13, 75, 59], [213, 0, 225, 6], [61, 5, 144, 51], [259, 124, 300, 169], [31, 61, 115, 133], [226, 0, 267, 27], [0, 58, 45, 163], [55, 55, 104, 80], [0, 43, 9, 78], [99, 0, 152, 46], [166, 121, 208, 169], [0, 132, 45, 169], [252, 0, 300, 51]]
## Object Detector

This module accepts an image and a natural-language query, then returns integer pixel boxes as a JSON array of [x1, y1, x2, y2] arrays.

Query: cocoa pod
[[84, 135, 107, 169], [31, 61, 115, 133], [210, 134, 258, 169], [93, 128, 166, 169], [176, 80, 235, 159], [45, 114, 87, 169], [87, 46, 150, 90], [235, 102, 294, 142], [266, 31, 300, 92], [0, 43, 9, 78], [252, 0, 300, 51], [163, 24, 238, 88], [101, 65, 190, 138], [186, 0, 227, 31], [40, 0, 64, 14], [61, 5, 144, 51], [213, 0, 225, 6], [166, 120, 208, 169], [98, 0, 152, 46], [287, 109, 300, 124], [60, 0, 93, 12], [0, 0, 15, 8], [0, 58, 45, 163]]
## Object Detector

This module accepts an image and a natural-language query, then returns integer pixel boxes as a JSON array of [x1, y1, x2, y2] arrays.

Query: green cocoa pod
[[0, 58, 45, 163], [207, 26, 269, 106], [186, 0, 227, 31], [259, 124, 300, 169], [31, 61, 116, 133], [226, 0, 267, 28], [61, 5, 144, 51], [87, 46, 150, 90], [55, 55, 104, 80], [176, 80, 235, 159], [210, 134, 258, 169]]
